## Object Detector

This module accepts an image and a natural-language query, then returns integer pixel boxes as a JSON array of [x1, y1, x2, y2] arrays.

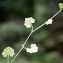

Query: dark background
[[0, 0, 63, 63]]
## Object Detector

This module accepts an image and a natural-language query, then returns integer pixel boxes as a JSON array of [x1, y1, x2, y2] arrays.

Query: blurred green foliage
[[0, 0, 63, 63]]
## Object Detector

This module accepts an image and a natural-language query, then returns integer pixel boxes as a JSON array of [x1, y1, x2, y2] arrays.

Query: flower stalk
[[11, 9, 62, 63], [11, 31, 33, 63], [7, 55, 9, 63], [2, 3, 63, 63], [50, 10, 62, 19]]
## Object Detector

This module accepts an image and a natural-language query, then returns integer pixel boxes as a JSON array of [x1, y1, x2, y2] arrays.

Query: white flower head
[[26, 44, 38, 53], [31, 44, 37, 48], [2, 46, 15, 57], [45, 19, 53, 25], [24, 17, 35, 28], [25, 48, 32, 53]]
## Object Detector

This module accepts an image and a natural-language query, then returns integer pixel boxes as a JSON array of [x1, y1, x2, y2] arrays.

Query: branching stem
[[11, 9, 62, 63]]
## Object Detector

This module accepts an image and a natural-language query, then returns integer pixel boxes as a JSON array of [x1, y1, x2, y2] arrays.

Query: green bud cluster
[[59, 3, 63, 10]]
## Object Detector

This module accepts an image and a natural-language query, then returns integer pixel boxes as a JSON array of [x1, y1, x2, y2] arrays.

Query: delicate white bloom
[[26, 44, 38, 53], [30, 44, 37, 48], [24, 17, 35, 28], [45, 19, 53, 25], [30, 44, 38, 53], [2, 46, 15, 57], [26, 48, 32, 53]]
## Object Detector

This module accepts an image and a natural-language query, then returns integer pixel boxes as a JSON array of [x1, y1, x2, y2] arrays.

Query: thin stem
[[33, 23, 46, 32], [22, 31, 33, 47], [31, 26, 33, 32], [11, 31, 33, 63], [11, 10, 62, 63], [50, 10, 62, 19], [7, 55, 9, 63], [11, 47, 23, 63], [10, 23, 46, 63]]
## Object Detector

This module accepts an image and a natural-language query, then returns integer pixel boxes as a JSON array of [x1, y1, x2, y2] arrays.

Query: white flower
[[26, 44, 38, 53], [25, 48, 32, 53], [45, 19, 53, 25], [2, 46, 15, 57], [24, 17, 35, 28]]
